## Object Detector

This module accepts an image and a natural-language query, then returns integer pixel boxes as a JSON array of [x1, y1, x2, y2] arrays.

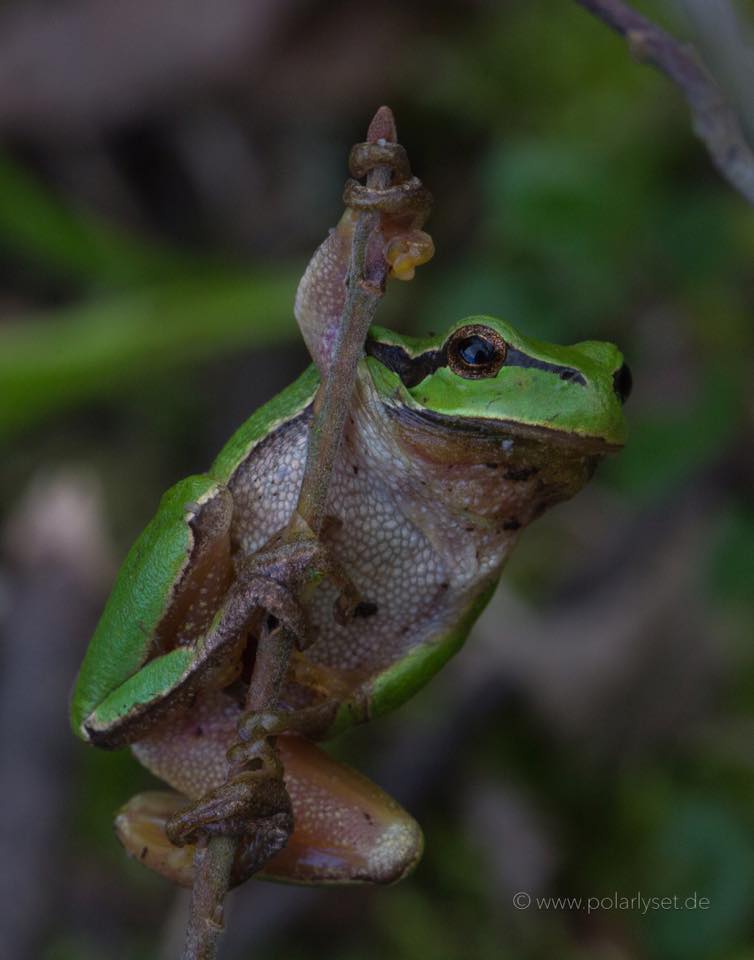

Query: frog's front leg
[[294, 114, 434, 375]]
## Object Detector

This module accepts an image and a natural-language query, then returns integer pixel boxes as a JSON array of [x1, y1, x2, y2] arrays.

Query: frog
[[70, 137, 631, 890]]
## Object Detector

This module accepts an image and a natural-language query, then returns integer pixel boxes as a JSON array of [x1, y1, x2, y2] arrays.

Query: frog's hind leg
[[125, 692, 423, 887]]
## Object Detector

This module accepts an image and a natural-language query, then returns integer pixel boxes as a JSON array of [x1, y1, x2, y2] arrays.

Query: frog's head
[[366, 315, 630, 452]]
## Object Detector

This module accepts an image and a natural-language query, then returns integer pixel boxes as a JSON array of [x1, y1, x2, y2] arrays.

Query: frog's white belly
[[228, 403, 515, 672]]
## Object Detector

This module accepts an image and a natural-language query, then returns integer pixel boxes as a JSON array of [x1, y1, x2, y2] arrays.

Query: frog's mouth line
[[388, 403, 624, 456], [366, 337, 587, 388]]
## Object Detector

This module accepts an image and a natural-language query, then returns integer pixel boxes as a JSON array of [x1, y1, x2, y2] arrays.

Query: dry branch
[[574, 0, 754, 206], [180, 106, 411, 960]]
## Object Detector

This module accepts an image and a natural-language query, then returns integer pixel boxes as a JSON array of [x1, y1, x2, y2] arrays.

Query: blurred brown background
[[0, 2, 753, 959]]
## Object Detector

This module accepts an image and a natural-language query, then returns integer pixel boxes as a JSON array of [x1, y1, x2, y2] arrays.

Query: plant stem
[[180, 106, 400, 960], [182, 836, 236, 960], [295, 147, 393, 532]]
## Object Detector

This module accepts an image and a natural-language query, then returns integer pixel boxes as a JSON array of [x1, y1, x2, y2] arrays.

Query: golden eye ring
[[446, 325, 507, 380]]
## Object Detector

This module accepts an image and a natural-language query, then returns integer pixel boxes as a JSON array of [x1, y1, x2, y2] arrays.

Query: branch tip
[[367, 105, 397, 144]]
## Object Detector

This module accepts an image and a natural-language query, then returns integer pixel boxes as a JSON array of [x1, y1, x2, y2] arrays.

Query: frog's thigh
[[264, 736, 423, 885], [157, 484, 235, 651], [126, 692, 423, 887]]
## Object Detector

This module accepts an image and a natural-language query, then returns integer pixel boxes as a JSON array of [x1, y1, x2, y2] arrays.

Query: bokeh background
[[1, 1, 753, 958]]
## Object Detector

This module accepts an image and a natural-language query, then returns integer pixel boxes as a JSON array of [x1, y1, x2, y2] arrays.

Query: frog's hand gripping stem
[[294, 107, 434, 375]]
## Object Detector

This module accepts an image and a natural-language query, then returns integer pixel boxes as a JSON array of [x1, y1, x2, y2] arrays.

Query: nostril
[[613, 362, 633, 404]]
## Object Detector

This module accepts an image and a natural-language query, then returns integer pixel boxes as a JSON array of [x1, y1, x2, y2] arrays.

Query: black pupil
[[457, 335, 496, 366]]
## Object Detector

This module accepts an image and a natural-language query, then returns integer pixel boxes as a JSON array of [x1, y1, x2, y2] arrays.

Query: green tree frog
[[71, 166, 630, 890]]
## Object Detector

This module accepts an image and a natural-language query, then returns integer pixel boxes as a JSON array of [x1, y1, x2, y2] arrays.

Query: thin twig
[[182, 836, 236, 960], [573, 0, 754, 206], [182, 609, 292, 960], [180, 107, 402, 960], [295, 107, 396, 534]]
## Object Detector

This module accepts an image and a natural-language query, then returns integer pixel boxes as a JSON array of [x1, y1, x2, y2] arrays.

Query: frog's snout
[[613, 362, 633, 405]]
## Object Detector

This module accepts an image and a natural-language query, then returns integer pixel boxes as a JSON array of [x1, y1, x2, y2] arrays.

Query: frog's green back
[[210, 364, 319, 480], [70, 365, 321, 740]]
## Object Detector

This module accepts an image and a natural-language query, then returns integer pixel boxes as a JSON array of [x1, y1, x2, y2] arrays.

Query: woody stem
[[180, 107, 399, 960]]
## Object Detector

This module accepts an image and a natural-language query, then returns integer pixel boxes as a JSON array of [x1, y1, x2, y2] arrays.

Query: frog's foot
[[383, 229, 435, 282], [118, 735, 423, 888], [343, 122, 434, 283], [165, 707, 294, 865], [164, 751, 294, 879], [164, 766, 292, 846]]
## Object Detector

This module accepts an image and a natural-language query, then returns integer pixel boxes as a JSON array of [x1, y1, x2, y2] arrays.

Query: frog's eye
[[447, 325, 507, 379]]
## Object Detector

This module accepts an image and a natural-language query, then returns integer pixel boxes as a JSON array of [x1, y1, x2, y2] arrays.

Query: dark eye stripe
[[366, 337, 587, 388], [365, 339, 446, 387], [505, 347, 586, 385]]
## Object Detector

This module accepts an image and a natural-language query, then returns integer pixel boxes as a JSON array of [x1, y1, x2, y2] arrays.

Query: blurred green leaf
[[0, 154, 202, 285], [709, 506, 754, 611], [642, 797, 754, 960], [0, 270, 299, 439]]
